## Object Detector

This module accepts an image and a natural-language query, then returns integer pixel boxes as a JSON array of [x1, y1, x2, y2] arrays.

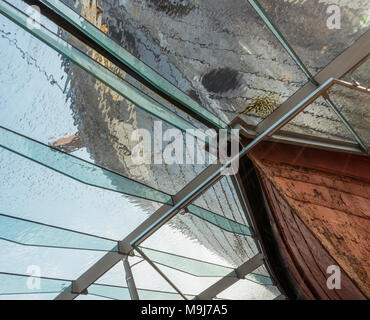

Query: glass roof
[[281, 96, 359, 143], [0, 0, 368, 300], [327, 83, 370, 146], [259, 0, 370, 75], [59, 0, 308, 125]]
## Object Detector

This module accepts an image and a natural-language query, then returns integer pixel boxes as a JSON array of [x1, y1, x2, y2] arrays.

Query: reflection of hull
[[61, 0, 262, 271], [247, 141, 369, 299], [66, 61, 260, 267]]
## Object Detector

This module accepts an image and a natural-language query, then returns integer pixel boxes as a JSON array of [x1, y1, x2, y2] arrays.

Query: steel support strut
[[55, 77, 345, 300], [195, 253, 264, 300], [122, 256, 140, 300]]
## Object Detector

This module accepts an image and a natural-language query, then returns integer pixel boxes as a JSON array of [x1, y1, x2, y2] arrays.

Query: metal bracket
[[71, 281, 88, 295], [118, 241, 134, 256]]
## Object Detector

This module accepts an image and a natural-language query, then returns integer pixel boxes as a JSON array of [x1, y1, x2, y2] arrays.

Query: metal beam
[[133, 246, 188, 300], [234, 119, 368, 156], [128, 77, 353, 247], [195, 253, 264, 300], [54, 165, 221, 300], [55, 77, 342, 300], [232, 77, 370, 156], [256, 30, 370, 134], [122, 256, 140, 300], [247, 0, 318, 85]]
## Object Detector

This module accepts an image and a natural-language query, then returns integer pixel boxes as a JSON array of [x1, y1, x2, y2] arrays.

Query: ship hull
[[240, 141, 370, 299]]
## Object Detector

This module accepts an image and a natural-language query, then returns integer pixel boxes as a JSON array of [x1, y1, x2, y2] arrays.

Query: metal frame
[[323, 96, 368, 153], [133, 246, 188, 300], [0, 0, 368, 301], [0, 0, 207, 141], [122, 256, 140, 300], [235, 120, 368, 155], [55, 75, 370, 300], [195, 253, 264, 300], [34, 0, 228, 131], [256, 30, 370, 134], [233, 79, 370, 155]]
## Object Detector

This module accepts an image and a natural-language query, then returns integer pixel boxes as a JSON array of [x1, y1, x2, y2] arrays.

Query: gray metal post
[[122, 256, 140, 300]]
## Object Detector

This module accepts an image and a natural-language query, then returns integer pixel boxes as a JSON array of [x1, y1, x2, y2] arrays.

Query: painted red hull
[[248, 142, 369, 299]]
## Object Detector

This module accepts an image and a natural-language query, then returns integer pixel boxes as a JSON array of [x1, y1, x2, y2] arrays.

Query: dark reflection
[[61, 0, 307, 123], [202, 68, 241, 94], [146, 0, 195, 18]]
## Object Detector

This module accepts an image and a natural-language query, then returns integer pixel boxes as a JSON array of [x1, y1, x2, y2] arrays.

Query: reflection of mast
[[60, 0, 259, 271]]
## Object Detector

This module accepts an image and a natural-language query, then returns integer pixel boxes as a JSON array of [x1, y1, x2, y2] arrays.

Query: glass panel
[[0, 12, 214, 199], [75, 293, 113, 300], [94, 261, 128, 286], [38, 0, 228, 130], [0, 292, 59, 300], [10, 0, 211, 133], [0, 127, 172, 205], [88, 284, 130, 300], [216, 279, 281, 300], [251, 264, 270, 278], [136, 246, 273, 282], [344, 58, 370, 88], [188, 177, 259, 265], [88, 283, 194, 300], [137, 246, 236, 277], [245, 273, 274, 286], [0, 148, 156, 240], [279, 96, 359, 144], [130, 257, 191, 298], [90, 255, 195, 299], [138, 262, 223, 297], [192, 176, 251, 231], [327, 84, 370, 146], [0, 273, 72, 295], [259, 0, 370, 75], [60, 0, 307, 125], [0, 135, 247, 240], [184, 205, 251, 237], [0, 1, 204, 138], [140, 213, 256, 271], [0, 239, 106, 279], [0, 214, 118, 252]]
